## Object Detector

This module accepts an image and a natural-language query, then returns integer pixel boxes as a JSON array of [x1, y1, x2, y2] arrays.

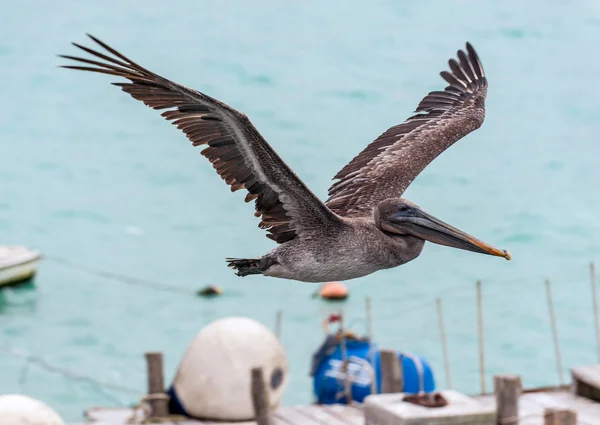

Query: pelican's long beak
[[389, 208, 512, 260]]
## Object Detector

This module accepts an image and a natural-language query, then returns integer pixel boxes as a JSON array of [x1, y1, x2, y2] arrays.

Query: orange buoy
[[319, 281, 349, 300]]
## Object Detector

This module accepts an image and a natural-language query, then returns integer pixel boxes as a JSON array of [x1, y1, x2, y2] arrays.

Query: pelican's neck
[[386, 233, 426, 264]]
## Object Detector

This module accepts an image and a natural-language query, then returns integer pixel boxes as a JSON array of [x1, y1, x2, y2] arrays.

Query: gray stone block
[[364, 390, 495, 425]]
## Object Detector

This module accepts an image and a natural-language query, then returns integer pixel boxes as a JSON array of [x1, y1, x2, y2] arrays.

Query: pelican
[[59, 35, 511, 283]]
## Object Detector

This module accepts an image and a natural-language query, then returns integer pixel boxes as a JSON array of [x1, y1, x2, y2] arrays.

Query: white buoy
[[0, 394, 65, 425], [171, 316, 288, 421]]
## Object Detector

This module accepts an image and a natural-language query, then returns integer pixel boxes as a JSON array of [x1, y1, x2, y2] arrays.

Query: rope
[[126, 393, 186, 424], [0, 342, 139, 406], [1, 344, 187, 424], [45, 255, 196, 296]]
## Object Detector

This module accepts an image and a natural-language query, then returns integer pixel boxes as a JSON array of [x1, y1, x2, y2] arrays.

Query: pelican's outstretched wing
[[60, 34, 343, 243], [326, 43, 487, 217]]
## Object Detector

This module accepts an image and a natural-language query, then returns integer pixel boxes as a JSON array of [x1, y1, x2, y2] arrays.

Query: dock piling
[[494, 375, 521, 425], [144, 352, 169, 419], [544, 408, 577, 425], [380, 349, 403, 393], [251, 367, 270, 425]]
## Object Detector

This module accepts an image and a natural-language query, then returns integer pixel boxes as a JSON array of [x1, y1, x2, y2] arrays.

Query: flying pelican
[[59, 35, 511, 283]]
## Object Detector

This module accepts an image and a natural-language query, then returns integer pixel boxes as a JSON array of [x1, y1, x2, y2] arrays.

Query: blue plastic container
[[312, 339, 435, 404]]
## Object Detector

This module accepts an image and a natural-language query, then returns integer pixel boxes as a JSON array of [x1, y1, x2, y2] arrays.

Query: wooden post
[[251, 367, 270, 425], [380, 349, 403, 393], [494, 375, 521, 425], [144, 352, 169, 418], [545, 279, 564, 385], [591, 262, 600, 363], [476, 280, 486, 394], [544, 408, 577, 425], [436, 297, 452, 389], [275, 310, 283, 340]]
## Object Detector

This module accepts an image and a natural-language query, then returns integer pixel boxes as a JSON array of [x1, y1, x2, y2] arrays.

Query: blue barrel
[[312, 339, 435, 404]]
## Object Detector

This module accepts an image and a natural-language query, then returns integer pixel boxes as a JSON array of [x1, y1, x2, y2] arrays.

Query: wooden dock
[[74, 360, 600, 425], [476, 389, 600, 424], [77, 389, 600, 425], [80, 404, 364, 425]]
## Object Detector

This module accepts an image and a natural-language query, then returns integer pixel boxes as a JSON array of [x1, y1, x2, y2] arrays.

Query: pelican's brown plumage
[[59, 35, 511, 283], [326, 43, 487, 218]]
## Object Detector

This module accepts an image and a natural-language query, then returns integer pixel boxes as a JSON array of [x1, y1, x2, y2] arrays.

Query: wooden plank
[[478, 391, 600, 424], [84, 406, 265, 424], [272, 405, 364, 425], [324, 404, 364, 416], [293, 405, 356, 425], [571, 364, 600, 386], [321, 405, 364, 425], [543, 408, 577, 425], [525, 392, 600, 424], [275, 406, 319, 425], [477, 392, 559, 419], [268, 414, 292, 425], [572, 364, 600, 402], [200, 419, 257, 425], [85, 407, 135, 424]]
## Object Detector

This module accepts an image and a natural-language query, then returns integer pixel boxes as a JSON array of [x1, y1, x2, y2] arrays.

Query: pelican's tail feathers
[[226, 257, 263, 277]]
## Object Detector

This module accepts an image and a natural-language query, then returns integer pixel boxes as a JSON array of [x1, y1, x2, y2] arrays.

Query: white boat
[[0, 246, 42, 287]]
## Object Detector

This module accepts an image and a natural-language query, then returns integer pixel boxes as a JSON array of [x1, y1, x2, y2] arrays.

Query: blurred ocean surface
[[2, 0, 600, 421]]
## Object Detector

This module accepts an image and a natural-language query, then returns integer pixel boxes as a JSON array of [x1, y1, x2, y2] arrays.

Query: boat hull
[[0, 246, 42, 288], [0, 259, 40, 287]]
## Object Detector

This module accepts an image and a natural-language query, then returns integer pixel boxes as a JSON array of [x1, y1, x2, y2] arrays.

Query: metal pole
[[275, 310, 282, 340], [436, 298, 452, 389], [591, 262, 600, 363], [338, 309, 352, 403], [476, 280, 486, 394], [545, 279, 564, 385], [365, 297, 377, 395], [366, 297, 374, 341]]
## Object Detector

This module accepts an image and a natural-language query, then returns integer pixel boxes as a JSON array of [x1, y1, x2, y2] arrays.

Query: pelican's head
[[375, 198, 511, 260]]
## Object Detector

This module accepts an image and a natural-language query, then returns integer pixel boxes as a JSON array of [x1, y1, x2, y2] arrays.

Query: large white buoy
[[0, 394, 65, 425], [171, 316, 288, 421]]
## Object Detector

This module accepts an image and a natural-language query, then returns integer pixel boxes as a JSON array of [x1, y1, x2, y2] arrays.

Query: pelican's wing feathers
[[326, 43, 488, 217], [60, 34, 343, 243]]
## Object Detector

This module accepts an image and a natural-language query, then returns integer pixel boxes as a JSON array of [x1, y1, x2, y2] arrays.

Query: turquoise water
[[3, 0, 600, 421]]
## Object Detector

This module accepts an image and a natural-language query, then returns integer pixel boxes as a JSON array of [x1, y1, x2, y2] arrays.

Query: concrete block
[[364, 390, 495, 425]]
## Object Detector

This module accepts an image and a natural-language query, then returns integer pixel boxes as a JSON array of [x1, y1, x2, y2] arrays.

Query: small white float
[[0, 394, 65, 425], [0, 246, 42, 288], [169, 316, 288, 421]]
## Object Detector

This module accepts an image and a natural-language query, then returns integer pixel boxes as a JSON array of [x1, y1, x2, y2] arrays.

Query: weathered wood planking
[[476, 390, 600, 425], [81, 405, 363, 425], [572, 364, 600, 403], [77, 386, 600, 425]]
